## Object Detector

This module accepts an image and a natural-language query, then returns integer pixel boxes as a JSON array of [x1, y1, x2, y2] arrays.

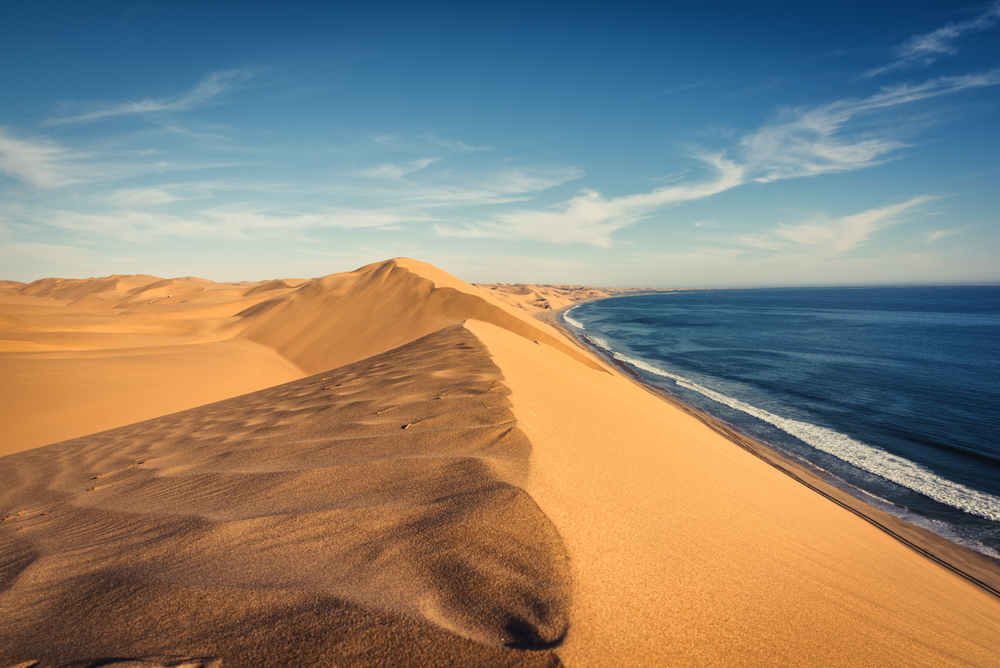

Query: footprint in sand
[[90, 459, 148, 485]]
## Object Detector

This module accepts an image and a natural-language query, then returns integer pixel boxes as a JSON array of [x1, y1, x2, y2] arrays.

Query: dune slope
[[0, 258, 602, 455], [0, 275, 306, 454], [2, 258, 1000, 667], [468, 319, 1000, 667], [0, 323, 568, 667], [235, 258, 603, 374]]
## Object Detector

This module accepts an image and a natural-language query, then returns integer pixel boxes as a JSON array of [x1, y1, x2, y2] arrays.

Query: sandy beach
[[2, 258, 1000, 667]]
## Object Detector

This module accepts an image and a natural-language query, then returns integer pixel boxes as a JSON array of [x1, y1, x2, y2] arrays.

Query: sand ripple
[[0, 324, 568, 667]]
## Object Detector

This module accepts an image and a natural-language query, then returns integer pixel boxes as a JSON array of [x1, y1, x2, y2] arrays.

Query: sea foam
[[562, 307, 586, 330], [585, 336, 1000, 523]]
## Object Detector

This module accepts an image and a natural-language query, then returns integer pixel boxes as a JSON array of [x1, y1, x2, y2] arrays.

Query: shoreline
[[538, 299, 1000, 599], [6, 260, 1000, 664]]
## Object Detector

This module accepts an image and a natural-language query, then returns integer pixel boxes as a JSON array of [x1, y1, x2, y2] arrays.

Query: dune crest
[[3, 258, 1000, 667], [0, 323, 568, 666], [235, 258, 605, 374], [0, 259, 602, 454]]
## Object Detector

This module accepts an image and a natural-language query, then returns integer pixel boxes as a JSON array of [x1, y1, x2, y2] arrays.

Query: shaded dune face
[[235, 258, 605, 375], [0, 324, 570, 667]]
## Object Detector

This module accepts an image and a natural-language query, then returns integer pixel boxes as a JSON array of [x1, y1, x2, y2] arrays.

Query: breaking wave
[[584, 335, 1000, 523], [562, 307, 585, 330]]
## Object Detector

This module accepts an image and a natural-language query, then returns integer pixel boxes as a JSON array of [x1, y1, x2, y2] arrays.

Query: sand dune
[[234, 258, 603, 375], [2, 258, 1000, 666], [1, 324, 568, 667], [243, 279, 299, 296], [0, 259, 600, 455], [0, 276, 304, 455], [468, 319, 1000, 666], [473, 282, 676, 314]]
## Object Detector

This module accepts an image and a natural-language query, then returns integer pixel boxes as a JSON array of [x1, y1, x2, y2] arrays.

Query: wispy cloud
[[27, 205, 427, 244], [640, 81, 708, 102], [436, 154, 744, 246], [400, 168, 583, 206], [437, 70, 998, 247], [102, 186, 203, 206], [865, 2, 1000, 77], [740, 71, 1000, 182], [44, 69, 252, 125], [736, 235, 789, 252], [0, 239, 120, 273], [423, 134, 491, 151], [3, 148, 584, 247], [358, 158, 438, 179], [0, 127, 77, 187], [924, 227, 964, 243], [340, 166, 583, 208], [769, 196, 934, 252]]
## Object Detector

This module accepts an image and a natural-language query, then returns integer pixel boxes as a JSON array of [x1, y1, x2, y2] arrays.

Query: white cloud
[[31, 205, 429, 243], [924, 227, 964, 244], [0, 128, 77, 188], [358, 158, 438, 179], [737, 235, 788, 252], [339, 165, 582, 209], [423, 134, 491, 151], [865, 2, 1000, 77], [7, 61, 992, 256], [404, 167, 583, 205], [103, 186, 200, 206], [44, 69, 251, 125], [433, 70, 998, 247], [772, 196, 933, 252], [741, 72, 1000, 182], [1, 144, 585, 248], [436, 154, 744, 246]]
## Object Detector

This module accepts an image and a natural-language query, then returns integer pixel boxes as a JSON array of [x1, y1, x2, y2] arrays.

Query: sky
[[1, 0, 998, 287]]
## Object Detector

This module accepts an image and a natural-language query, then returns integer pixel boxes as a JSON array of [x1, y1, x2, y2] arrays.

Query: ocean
[[562, 286, 1000, 560]]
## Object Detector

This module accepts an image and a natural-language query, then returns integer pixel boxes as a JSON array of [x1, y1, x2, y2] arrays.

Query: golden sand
[[1, 259, 999, 667]]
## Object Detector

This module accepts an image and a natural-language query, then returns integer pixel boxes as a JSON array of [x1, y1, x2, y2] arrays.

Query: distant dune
[[0, 259, 600, 454], [2, 259, 999, 666], [472, 282, 675, 314]]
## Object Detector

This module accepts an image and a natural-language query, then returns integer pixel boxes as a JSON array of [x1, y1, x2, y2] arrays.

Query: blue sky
[[1, 1, 998, 286]]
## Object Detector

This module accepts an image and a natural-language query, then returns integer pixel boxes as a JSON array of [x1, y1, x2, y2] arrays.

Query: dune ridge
[[234, 258, 604, 375], [0, 323, 569, 667], [2, 258, 1000, 666], [0, 259, 601, 455]]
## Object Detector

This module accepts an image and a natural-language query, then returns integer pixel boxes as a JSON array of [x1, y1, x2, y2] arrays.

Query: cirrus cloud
[[43, 69, 252, 126], [865, 2, 1000, 77]]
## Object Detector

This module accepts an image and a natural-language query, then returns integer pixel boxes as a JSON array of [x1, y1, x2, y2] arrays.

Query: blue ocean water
[[563, 286, 1000, 559]]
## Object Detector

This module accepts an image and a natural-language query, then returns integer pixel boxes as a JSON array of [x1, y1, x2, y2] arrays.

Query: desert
[[1, 258, 999, 667], [6, 1, 1000, 665]]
